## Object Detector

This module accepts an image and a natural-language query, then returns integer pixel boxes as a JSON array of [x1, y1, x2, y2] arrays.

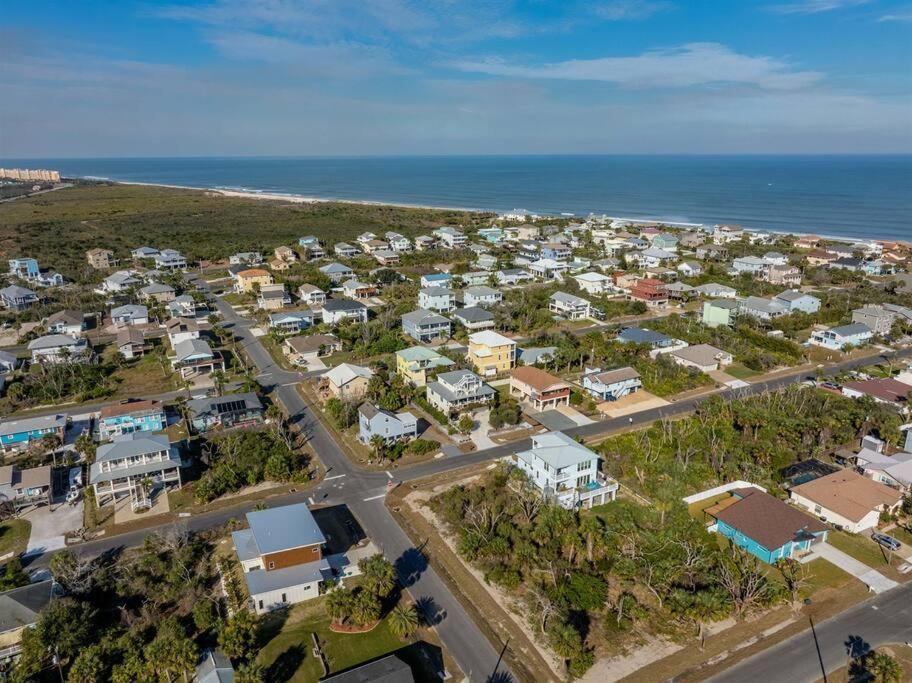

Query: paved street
[[710, 582, 912, 683]]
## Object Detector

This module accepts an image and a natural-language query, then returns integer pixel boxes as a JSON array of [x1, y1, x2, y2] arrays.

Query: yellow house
[[467, 331, 516, 377], [395, 347, 454, 387], [235, 268, 274, 294]]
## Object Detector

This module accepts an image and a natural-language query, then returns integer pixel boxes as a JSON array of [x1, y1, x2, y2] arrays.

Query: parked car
[[871, 532, 901, 552]]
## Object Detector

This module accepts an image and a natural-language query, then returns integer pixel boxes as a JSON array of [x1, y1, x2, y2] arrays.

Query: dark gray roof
[[617, 327, 671, 346], [454, 306, 494, 323], [401, 309, 449, 326], [322, 654, 415, 683], [187, 392, 263, 419], [0, 581, 53, 635], [243, 558, 331, 595], [246, 502, 327, 554], [323, 299, 367, 312]]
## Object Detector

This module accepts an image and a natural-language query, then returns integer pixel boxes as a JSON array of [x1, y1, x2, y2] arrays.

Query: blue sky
[[2, 0, 911, 156]]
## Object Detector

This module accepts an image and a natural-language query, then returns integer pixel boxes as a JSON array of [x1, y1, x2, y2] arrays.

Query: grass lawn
[[687, 492, 732, 523], [109, 348, 181, 397], [802, 558, 857, 596], [256, 597, 406, 680], [885, 525, 912, 548], [828, 530, 893, 569], [0, 520, 31, 557], [725, 363, 761, 380]]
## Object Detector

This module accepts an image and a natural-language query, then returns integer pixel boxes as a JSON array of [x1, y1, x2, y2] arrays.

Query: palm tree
[[388, 603, 420, 640], [358, 554, 397, 597], [865, 651, 904, 683], [326, 586, 353, 625], [369, 434, 386, 464]]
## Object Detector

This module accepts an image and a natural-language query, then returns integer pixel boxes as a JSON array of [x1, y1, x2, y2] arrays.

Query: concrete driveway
[[468, 409, 497, 450], [810, 541, 898, 593], [22, 499, 85, 556]]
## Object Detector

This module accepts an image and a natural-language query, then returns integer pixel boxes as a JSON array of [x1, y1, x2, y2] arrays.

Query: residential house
[[549, 292, 592, 320], [452, 307, 495, 331], [170, 339, 224, 379], [669, 344, 733, 372], [460, 271, 491, 287], [139, 282, 176, 304], [794, 235, 821, 250], [708, 487, 828, 564], [805, 250, 837, 267], [790, 469, 902, 533], [319, 263, 354, 283], [630, 248, 677, 269], [117, 327, 150, 360], [101, 270, 142, 293], [395, 347, 454, 387], [321, 299, 368, 325], [475, 254, 498, 271], [513, 431, 618, 509], [652, 234, 679, 252], [258, 284, 291, 310], [541, 242, 572, 261], [320, 363, 373, 399], [763, 251, 789, 266], [763, 265, 802, 286], [529, 258, 570, 280], [518, 346, 557, 366], [268, 311, 313, 335], [274, 245, 298, 263], [496, 268, 533, 286], [0, 285, 38, 311], [677, 261, 703, 278], [503, 224, 540, 241], [774, 290, 821, 314], [131, 246, 159, 260], [695, 245, 729, 261], [572, 272, 614, 295], [713, 225, 745, 244], [829, 257, 864, 272], [477, 227, 504, 244], [98, 399, 167, 440], [665, 282, 695, 302], [373, 250, 400, 266], [0, 414, 65, 452], [234, 268, 274, 294], [195, 651, 235, 683], [433, 227, 467, 248], [45, 310, 85, 337], [414, 235, 436, 251], [467, 330, 516, 377], [582, 367, 642, 401], [693, 282, 737, 299], [7, 258, 39, 281], [463, 286, 502, 308], [420, 273, 452, 288], [229, 251, 263, 265], [509, 366, 571, 411], [401, 309, 451, 343], [187, 392, 265, 433], [27, 334, 89, 363], [297, 284, 326, 306], [91, 432, 183, 507], [358, 403, 418, 445], [333, 242, 359, 258], [702, 299, 739, 328], [86, 248, 116, 269], [732, 256, 770, 275], [0, 465, 51, 509], [852, 304, 912, 335], [0, 581, 54, 662], [360, 239, 389, 255], [739, 296, 787, 321], [165, 317, 200, 346], [153, 249, 188, 271], [426, 369, 496, 413], [232, 503, 367, 615], [110, 304, 149, 327], [384, 232, 412, 252], [841, 379, 911, 412], [629, 278, 668, 307], [0, 351, 18, 374], [617, 327, 674, 349], [167, 294, 206, 319], [283, 334, 341, 364], [418, 287, 456, 313], [809, 323, 873, 351], [854, 448, 912, 493]]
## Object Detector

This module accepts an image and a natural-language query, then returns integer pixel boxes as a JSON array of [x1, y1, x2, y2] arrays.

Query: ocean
[[5, 155, 911, 242]]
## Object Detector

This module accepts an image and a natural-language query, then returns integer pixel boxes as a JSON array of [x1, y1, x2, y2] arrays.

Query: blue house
[[711, 488, 828, 564], [582, 367, 642, 401], [477, 228, 504, 244], [0, 414, 67, 452], [98, 400, 166, 440], [8, 258, 40, 281]]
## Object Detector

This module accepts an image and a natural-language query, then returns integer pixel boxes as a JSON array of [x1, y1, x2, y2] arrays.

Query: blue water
[[5, 156, 911, 241]]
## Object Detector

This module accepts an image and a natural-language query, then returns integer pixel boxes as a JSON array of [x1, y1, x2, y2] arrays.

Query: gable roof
[[468, 330, 514, 347], [511, 366, 569, 392], [588, 366, 640, 385], [323, 299, 367, 312], [323, 363, 373, 387], [99, 399, 163, 420], [0, 580, 53, 635], [713, 489, 827, 550]]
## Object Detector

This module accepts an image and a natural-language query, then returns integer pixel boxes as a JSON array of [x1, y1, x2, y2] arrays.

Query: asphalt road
[[709, 582, 912, 683]]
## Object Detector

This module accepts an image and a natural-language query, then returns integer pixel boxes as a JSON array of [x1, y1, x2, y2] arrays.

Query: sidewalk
[[807, 542, 898, 594]]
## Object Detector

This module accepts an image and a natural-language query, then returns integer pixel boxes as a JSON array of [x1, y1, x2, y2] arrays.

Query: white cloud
[[594, 0, 673, 20], [878, 6, 912, 21], [450, 43, 823, 91], [768, 0, 872, 15]]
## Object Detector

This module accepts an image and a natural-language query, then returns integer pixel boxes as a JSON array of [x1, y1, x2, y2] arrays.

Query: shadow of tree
[[394, 547, 428, 587], [267, 644, 306, 682]]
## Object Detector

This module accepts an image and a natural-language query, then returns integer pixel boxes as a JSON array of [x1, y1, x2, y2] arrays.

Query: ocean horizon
[[5, 155, 911, 242]]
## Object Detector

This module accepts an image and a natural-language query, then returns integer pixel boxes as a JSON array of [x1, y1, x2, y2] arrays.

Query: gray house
[[358, 403, 418, 445], [401, 309, 451, 342], [773, 290, 820, 314]]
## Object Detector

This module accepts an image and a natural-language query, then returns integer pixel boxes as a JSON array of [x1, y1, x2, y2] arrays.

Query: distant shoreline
[[85, 177, 883, 247]]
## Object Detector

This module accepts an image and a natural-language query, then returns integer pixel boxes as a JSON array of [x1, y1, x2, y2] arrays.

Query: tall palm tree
[[359, 554, 397, 597], [369, 434, 386, 464]]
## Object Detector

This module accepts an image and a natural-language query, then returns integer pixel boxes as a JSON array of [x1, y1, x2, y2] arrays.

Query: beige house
[[86, 248, 116, 269], [319, 363, 373, 400], [790, 469, 902, 534], [235, 268, 274, 294], [0, 581, 54, 662]]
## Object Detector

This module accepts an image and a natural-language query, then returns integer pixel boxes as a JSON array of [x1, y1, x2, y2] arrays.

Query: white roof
[[469, 330, 514, 347], [323, 362, 373, 387], [573, 271, 611, 282], [517, 431, 598, 469]]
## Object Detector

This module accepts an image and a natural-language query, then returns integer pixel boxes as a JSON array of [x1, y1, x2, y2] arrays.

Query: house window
[[258, 600, 263, 610], [268, 561, 275, 569], [814, 505, 822, 514], [281, 593, 287, 603]]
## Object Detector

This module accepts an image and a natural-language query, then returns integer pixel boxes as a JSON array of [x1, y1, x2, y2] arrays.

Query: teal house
[[711, 488, 828, 564], [0, 414, 67, 452], [98, 400, 167, 441]]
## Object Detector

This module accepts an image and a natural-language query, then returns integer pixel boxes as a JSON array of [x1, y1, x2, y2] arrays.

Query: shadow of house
[[321, 641, 446, 683]]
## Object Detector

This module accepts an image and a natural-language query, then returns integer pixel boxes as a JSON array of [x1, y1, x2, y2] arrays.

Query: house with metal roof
[[418, 287, 456, 313], [738, 296, 787, 321], [809, 323, 873, 351], [512, 431, 618, 510], [187, 392, 265, 433], [358, 403, 418, 445], [268, 310, 313, 335], [27, 334, 89, 364], [0, 414, 66, 453], [773, 290, 820, 314], [426, 370, 496, 414], [319, 262, 355, 283], [170, 339, 224, 379], [452, 306, 495, 331], [321, 299, 368, 325], [0, 581, 54, 663], [395, 347, 454, 387], [401, 309, 451, 342], [195, 650, 234, 683], [582, 367, 642, 401], [616, 327, 674, 348], [110, 304, 149, 327], [462, 286, 502, 308], [549, 292, 591, 320], [320, 363, 373, 399], [0, 285, 38, 311], [90, 432, 183, 507]]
